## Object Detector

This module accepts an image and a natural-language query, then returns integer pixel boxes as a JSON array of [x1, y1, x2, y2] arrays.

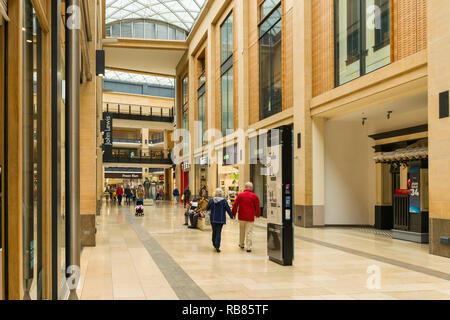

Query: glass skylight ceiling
[[104, 70, 175, 88], [106, 0, 207, 32]]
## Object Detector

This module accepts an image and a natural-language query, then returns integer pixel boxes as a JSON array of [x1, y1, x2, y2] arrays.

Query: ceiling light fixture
[[387, 111, 393, 119]]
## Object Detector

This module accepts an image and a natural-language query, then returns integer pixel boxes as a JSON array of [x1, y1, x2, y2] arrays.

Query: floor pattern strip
[[123, 209, 210, 300]]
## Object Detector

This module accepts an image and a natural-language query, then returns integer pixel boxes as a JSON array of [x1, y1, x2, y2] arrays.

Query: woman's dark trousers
[[211, 223, 224, 249]]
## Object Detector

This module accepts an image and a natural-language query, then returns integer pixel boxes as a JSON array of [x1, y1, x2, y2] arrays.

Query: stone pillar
[[375, 161, 393, 229], [292, 0, 314, 227], [141, 128, 149, 156], [79, 0, 98, 247], [312, 117, 325, 226], [236, 0, 250, 192], [427, 0, 450, 258]]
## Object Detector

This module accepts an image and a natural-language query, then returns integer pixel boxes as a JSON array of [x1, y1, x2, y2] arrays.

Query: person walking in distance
[[173, 186, 180, 204], [125, 185, 132, 205], [116, 184, 124, 206], [183, 186, 191, 208], [232, 182, 260, 253]]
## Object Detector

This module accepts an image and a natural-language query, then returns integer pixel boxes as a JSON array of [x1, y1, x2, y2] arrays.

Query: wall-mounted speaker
[[96, 50, 105, 76], [439, 91, 449, 119]]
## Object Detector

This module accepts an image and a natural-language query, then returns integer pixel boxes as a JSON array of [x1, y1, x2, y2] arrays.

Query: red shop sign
[[395, 189, 410, 195], [159, 175, 165, 181]]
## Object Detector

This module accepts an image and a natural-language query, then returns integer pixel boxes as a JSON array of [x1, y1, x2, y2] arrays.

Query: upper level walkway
[[104, 102, 174, 123], [77, 201, 450, 300]]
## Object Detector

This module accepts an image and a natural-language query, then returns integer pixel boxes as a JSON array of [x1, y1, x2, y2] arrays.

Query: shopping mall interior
[[0, 0, 450, 303]]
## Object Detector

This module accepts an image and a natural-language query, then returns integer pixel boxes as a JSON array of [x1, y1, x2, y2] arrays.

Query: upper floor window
[[182, 75, 188, 107], [259, 1, 282, 120], [221, 12, 234, 137], [260, 0, 281, 21], [106, 19, 187, 41], [335, 0, 391, 86]]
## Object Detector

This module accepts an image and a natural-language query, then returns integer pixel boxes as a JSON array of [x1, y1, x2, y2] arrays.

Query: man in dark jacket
[[232, 182, 260, 252], [125, 185, 132, 205], [206, 188, 234, 252], [183, 186, 191, 208]]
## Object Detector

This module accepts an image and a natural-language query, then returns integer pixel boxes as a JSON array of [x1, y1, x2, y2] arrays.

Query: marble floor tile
[[78, 201, 450, 300]]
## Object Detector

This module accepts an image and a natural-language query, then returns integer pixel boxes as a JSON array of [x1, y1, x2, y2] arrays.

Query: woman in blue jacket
[[206, 188, 234, 252]]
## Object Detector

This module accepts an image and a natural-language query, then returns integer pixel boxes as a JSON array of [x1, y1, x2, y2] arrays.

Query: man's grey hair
[[245, 182, 253, 190], [214, 188, 224, 197]]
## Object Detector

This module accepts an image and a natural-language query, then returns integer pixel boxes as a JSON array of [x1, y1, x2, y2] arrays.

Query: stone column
[[292, 0, 314, 227], [427, 0, 450, 258]]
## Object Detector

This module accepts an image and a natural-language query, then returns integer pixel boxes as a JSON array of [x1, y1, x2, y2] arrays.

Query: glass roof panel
[[106, 0, 207, 31], [104, 70, 175, 88]]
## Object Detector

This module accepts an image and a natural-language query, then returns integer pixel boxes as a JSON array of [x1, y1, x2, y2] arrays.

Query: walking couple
[[206, 182, 260, 253]]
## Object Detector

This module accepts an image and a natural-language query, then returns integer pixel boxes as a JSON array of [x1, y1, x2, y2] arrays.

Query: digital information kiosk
[[266, 126, 293, 266]]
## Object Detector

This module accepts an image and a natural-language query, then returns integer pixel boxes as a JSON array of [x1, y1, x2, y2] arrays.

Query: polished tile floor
[[78, 201, 450, 300]]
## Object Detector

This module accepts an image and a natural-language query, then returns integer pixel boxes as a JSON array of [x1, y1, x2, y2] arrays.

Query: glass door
[[0, 14, 5, 301], [22, 1, 43, 300]]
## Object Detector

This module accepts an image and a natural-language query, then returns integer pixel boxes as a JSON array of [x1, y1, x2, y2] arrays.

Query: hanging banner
[[409, 167, 421, 213], [102, 112, 113, 158]]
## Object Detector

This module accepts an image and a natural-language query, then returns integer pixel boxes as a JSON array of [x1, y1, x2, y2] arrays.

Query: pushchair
[[135, 199, 144, 216]]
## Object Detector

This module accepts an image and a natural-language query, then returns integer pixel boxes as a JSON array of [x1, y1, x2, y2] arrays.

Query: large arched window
[[106, 19, 188, 41], [106, 0, 207, 39]]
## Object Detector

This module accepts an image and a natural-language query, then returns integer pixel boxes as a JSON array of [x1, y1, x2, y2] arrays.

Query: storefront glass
[[194, 156, 208, 198], [217, 145, 239, 204], [23, 3, 42, 300], [250, 135, 269, 218]]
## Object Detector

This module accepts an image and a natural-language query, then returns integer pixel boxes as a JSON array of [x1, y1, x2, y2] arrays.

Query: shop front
[[104, 171, 143, 192], [143, 170, 165, 199], [179, 162, 190, 201], [373, 137, 429, 243], [194, 155, 209, 198], [250, 135, 268, 218], [217, 144, 239, 205]]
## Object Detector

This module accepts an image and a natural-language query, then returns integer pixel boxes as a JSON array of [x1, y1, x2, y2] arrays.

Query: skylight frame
[[106, 0, 207, 32]]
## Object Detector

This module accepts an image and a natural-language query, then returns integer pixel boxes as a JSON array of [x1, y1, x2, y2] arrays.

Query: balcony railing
[[104, 102, 174, 123], [104, 149, 172, 165], [148, 137, 164, 145]]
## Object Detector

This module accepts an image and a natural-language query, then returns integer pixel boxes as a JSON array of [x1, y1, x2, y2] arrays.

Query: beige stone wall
[[103, 92, 174, 109], [427, 0, 450, 258], [80, 0, 100, 219]]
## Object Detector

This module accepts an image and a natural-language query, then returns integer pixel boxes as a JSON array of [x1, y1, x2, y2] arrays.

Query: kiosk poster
[[409, 167, 421, 213], [266, 145, 283, 225]]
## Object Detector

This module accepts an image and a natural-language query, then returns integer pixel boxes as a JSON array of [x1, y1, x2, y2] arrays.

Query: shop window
[[335, 0, 391, 86], [182, 75, 189, 155], [259, 2, 282, 120], [198, 60, 206, 147], [221, 12, 234, 137]]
